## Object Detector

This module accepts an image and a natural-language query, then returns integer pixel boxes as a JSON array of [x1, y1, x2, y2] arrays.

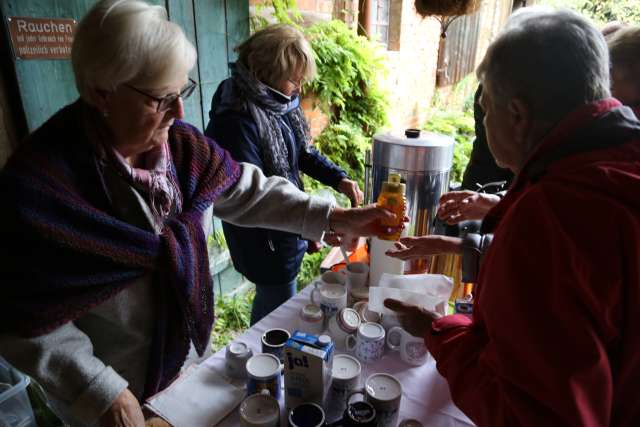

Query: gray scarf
[[230, 62, 311, 178]]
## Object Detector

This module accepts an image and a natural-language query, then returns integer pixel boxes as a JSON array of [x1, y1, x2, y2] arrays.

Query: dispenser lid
[[372, 129, 454, 172]]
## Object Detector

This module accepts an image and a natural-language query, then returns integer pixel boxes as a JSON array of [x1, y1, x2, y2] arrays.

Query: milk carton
[[283, 331, 334, 412]]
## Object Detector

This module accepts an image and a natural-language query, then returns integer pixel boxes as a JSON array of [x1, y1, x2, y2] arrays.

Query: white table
[[205, 284, 474, 427]]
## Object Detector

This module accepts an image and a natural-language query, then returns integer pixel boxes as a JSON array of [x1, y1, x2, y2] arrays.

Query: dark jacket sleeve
[[298, 144, 347, 189], [461, 232, 493, 283], [205, 112, 264, 169]]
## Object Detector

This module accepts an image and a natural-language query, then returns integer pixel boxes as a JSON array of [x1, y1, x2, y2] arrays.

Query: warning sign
[[7, 16, 76, 60]]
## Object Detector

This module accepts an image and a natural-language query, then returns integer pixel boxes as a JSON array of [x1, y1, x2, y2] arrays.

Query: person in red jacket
[[386, 7, 640, 427]]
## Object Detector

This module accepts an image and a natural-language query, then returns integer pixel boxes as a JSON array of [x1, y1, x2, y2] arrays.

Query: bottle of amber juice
[[376, 173, 406, 241]]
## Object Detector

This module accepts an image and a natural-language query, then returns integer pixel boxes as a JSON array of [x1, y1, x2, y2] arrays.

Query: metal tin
[[372, 130, 454, 172]]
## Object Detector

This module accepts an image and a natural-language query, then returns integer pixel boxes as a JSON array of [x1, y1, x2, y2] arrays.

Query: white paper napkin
[[145, 364, 245, 427], [369, 273, 453, 315]]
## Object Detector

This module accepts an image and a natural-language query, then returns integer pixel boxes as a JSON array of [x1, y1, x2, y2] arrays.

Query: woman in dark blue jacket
[[205, 24, 362, 324]]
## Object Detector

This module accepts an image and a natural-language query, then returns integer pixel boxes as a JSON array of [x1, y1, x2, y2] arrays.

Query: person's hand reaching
[[328, 205, 401, 238], [384, 298, 442, 337], [385, 235, 463, 260], [437, 190, 500, 224], [337, 178, 364, 207]]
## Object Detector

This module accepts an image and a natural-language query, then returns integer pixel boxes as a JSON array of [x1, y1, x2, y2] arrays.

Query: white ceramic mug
[[326, 354, 362, 422], [320, 270, 347, 286], [353, 301, 380, 324], [327, 308, 360, 351], [345, 262, 369, 292], [349, 373, 402, 427], [311, 282, 347, 321], [261, 328, 291, 363], [298, 304, 324, 336], [386, 327, 429, 366], [380, 312, 402, 332], [239, 389, 280, 427], [246, 353, 283, 400], [345, 322, 385, 363], [288, 402, 326, 427], [225, 341, 253, 380], [350, 286, 370, 307]]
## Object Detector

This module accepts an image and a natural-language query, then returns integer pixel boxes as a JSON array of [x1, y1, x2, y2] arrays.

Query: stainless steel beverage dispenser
[[365, 128, 454, 273]]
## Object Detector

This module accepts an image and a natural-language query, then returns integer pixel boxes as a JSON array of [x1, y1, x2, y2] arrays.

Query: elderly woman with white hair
[[386, 8, 640, 427], [0, 1, 392, 426], [205, 24, 363, 324]]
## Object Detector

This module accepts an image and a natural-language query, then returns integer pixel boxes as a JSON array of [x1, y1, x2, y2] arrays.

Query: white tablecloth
[[204, 284, 474, 427]]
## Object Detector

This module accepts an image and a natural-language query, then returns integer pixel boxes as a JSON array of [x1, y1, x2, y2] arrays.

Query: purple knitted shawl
[[0, 101, 241, 397]]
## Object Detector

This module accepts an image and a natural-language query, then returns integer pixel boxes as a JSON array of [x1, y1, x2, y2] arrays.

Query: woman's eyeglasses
[[125, 78, 197, 113], [287, 78, 303, 89]]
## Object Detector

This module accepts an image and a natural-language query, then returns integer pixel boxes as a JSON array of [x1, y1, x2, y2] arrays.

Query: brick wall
[[379, 2, 442, 130], [300, 94, 330, 139]]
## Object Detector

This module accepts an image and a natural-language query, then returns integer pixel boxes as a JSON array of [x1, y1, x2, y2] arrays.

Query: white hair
[[477, 8, 610, 121], [72, 0, 197, 100]]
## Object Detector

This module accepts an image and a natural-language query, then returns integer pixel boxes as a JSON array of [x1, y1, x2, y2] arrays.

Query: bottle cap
[[318, 335, 332, 346], [381, 173, 406, 194]]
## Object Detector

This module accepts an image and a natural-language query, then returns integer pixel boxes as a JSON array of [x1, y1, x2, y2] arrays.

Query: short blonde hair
[[608, 26, 640, 69], [72, 0, 197, 100], [236, 24, 316, 87]]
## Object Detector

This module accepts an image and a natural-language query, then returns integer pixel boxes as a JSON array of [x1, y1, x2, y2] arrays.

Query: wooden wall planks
[[0, 0, 249, 132]]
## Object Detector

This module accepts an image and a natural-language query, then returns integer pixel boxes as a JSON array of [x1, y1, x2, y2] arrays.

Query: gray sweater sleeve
[[461, 233, 494, 283], [0, 323, 128, 426], [214, 162, 333, 241]]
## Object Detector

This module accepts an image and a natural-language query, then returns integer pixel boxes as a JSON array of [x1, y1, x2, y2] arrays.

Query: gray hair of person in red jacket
[[475, 8, 610, 174]]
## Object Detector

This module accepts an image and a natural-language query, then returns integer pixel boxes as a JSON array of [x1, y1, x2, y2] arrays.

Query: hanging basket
[[414, 0, 482, 17]]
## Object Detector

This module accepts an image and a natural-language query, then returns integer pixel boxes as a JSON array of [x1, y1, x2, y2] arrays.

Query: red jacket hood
[[484, 99, 640, 232]]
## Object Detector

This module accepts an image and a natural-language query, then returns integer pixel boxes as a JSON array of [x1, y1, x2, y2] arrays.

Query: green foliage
[[422, 109, 474, 184], [305, 20, 388, 136], [314, 122, 370, 187], [297, 247, 331, 291], [251, 0, 303, 31], [208, 229, 228, 252], [211, 291, 254, 351], [538, 0, 640, 25]]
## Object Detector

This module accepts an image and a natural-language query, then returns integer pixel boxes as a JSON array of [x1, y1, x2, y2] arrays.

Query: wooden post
[[357, 0, 373, 39]]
